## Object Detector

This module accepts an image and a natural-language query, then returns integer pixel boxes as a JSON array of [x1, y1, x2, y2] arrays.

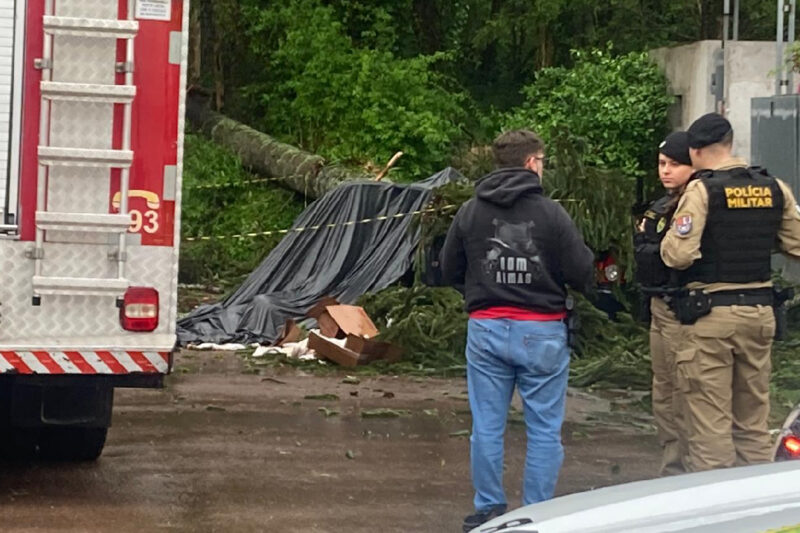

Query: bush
[[180, 134, 307, 285], [238, 0, 470, 181], [505, 48, 674, 179], [544, 132, 636, 276]]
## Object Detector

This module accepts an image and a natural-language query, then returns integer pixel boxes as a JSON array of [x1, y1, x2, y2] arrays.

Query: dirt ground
[[0, 350, 661, 533]]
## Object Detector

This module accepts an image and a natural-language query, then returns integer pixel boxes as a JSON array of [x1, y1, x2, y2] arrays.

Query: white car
[[471, 461, 800, 533]]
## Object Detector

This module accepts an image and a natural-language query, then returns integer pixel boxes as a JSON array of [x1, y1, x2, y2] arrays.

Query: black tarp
[[177, 168, 465, 345]]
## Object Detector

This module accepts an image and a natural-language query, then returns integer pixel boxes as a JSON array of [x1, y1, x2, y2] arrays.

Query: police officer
[[661, 113, 800, 471], [634, 131, 694, 475]]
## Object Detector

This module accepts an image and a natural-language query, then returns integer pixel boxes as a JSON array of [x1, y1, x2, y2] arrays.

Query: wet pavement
[[0, 351, 660, 532]]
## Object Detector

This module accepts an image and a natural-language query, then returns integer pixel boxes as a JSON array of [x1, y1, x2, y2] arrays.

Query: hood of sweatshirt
[[476, 168, 544, 207]]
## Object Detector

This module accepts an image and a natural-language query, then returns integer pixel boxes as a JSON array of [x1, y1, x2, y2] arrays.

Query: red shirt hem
[[470, 306, 567, 321]]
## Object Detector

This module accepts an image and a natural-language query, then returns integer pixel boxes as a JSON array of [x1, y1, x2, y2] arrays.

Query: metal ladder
[[31, 2, 138, 301]]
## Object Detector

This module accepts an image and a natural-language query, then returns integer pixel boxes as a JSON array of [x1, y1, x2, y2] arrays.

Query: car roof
[[475, 461, 800, 533]]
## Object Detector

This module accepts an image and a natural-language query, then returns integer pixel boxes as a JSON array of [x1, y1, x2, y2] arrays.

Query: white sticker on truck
[[135, 0, 171, 21]]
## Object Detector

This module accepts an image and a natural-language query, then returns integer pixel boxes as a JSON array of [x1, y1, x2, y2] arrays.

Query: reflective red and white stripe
[[0, 350, 170, 374]]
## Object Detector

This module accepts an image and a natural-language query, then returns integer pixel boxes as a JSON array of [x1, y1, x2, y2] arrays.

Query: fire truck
[[0, 0, 188, 460]]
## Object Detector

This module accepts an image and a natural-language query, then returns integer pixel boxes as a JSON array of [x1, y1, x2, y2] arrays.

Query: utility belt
[[669, 286, 794, 339], [637, 286, 678, 324], [640, 286, 679, 299]]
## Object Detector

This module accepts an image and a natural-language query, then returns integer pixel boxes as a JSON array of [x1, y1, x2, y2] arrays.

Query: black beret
[[687, 113, 732, 148], [658, 131, 692, 166]]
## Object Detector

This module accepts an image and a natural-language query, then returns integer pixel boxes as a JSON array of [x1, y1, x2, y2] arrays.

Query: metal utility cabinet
[[752, 94, 800, 281], [751, 95, 800, 199]]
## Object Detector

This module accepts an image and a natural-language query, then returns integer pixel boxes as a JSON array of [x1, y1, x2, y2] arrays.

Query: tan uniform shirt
[[660, 157, 800, 292]]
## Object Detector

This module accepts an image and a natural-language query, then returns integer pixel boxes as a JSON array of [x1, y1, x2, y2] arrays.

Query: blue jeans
[[466, 318, 570, 511]]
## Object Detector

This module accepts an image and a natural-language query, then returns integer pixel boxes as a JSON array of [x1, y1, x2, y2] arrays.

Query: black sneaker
[[462, 505, 507, 532]]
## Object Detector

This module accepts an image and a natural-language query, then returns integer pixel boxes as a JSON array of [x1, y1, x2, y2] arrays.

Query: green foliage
[[767, 301, 800, 422], [506, 48, 674, 179], [180, 134, 306, 284], [545, 133, 636, 276], [359, 285, 468, 372], [568, 294, 650, 389], [323, 0, 411, 52], [358, 282, 653, 388], [205, 0, 779, 115], [788, 42, 800, 76], [237, 0, 470, 181]]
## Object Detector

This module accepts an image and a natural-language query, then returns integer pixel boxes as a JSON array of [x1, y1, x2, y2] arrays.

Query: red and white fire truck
[[0, 0, 188, 460]]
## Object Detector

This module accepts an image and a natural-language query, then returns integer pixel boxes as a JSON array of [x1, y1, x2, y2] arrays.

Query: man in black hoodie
[[441, 130, 594, 532]]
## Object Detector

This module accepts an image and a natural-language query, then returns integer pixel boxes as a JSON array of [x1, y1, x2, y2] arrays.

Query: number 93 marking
[[129, 209, 160, 234]]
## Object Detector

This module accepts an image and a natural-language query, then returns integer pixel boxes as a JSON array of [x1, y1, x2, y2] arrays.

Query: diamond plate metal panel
[[0, 240, 177, 346], [49, 102, 113, 150], [52, 35, 116, 85], [56, 0, 119, 20], [46, 165, 110, 245], [48, 167, 109, 212], [39, 243, 116, 279]]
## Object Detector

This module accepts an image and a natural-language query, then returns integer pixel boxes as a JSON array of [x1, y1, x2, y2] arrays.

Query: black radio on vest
[[634, 194, 679, 290], [679, 167, 783, 285]]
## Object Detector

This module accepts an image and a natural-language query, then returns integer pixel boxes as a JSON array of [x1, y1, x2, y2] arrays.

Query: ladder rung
[[32, 276, 129, 297], [41, 82, 136, 103], [36, 212, 131, 233], [43, 16, 138, 38], [38, 147, 133, 168]]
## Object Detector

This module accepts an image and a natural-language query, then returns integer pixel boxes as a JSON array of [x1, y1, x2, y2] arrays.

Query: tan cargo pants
[[650, 296, 686, 475], [675, 304, 775, 472]]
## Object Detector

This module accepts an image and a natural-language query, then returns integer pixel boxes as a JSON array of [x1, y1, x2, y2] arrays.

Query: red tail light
[[596, 255, 621, 283], [120, 287, 159, 332], [783, 435, 800, 456]]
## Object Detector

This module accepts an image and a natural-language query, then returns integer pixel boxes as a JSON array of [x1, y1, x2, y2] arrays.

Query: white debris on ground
[[252, 336, 319, 360], [188, 330, 356, 365], [187, 342, 251, 351]]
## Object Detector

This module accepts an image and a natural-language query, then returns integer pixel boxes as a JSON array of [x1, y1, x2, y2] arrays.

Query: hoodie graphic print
[[483, 219, 545, 285]]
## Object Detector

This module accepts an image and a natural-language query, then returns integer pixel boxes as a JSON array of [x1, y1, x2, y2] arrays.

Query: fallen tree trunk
[[186, 91, 372, 199]]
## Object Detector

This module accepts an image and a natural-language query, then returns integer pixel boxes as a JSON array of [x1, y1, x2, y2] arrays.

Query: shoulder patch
[[656, 218, 667, 233], [674, 214, 693, 235]]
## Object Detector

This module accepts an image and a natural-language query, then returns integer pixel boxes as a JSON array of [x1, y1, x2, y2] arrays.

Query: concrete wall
[[725, 42, 777, 158], [650, 41, 719, 132], [650, 40, 777, 159]]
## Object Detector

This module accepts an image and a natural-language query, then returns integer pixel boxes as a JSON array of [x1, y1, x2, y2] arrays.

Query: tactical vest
[[679, 167, 783, 285], [634, 194, 678, 289]]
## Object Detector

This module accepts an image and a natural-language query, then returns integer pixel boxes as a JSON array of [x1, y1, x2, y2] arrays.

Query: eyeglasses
[[532, 155, 547, 165]]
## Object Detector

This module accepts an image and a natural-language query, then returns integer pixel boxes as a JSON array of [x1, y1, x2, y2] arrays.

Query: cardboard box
[[316, 305, 379, 339], [317, 312, 341, 339], [305, 303, 402, 366], [307, 297, 340, 319], [275, 319, 302, 346], [344, 335, 403, 363], [308, 332, 368, 367]]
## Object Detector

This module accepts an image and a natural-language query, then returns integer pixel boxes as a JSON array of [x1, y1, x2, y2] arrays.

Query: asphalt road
[[0, 350, 660, 532]]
